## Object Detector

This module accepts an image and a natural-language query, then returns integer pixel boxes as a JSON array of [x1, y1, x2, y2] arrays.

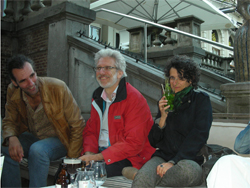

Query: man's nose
[[99, 68, 106, 73], [27, 78, 34, 86]]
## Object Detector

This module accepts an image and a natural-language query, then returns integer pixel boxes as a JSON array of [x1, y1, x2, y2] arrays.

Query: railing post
[[222, 58, 233, 74], [43, 0, 52, 6], [21, 0, 32, 15], [152, 27, 162, 47], [4, 0, 14, 17], [31, 0, 45, 11], [144, 23, 147, 64], [162, 21, 177, 46]]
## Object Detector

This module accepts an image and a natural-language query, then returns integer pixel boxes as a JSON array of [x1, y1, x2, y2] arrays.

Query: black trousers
[[105, 159, 132, 177]]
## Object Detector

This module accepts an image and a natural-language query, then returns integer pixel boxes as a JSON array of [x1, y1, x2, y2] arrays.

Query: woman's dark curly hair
[[164, 55, 200, 89]]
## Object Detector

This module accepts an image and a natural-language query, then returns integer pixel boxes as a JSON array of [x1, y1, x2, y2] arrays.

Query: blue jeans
[[234, 121, 250, 154], [1, 132, 67, 187]]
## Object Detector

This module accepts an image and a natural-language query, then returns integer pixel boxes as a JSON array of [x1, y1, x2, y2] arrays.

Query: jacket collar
[[37, 77, 51, 103], [93, 77, 127, 103]]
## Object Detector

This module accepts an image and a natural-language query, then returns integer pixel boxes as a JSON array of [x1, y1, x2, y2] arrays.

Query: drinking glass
[[64, 158, 82, 185], [74, 167, 96, 188], [92, 161, 107, 188]]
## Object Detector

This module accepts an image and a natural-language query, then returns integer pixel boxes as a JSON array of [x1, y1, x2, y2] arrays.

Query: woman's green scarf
[[173, 86, 193, 110]]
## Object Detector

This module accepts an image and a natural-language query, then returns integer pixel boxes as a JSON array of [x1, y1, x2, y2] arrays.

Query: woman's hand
[[159, 96, 170, 116], [158, 96, 169, 128], [156, 162, 174, 178]]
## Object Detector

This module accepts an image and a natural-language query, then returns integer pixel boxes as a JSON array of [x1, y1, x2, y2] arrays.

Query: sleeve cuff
[[155, 118, 166, 129], [168, 160, 176, 165]]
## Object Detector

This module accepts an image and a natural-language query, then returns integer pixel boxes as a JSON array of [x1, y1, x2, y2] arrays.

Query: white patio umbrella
[[90, 0, 236, 31]]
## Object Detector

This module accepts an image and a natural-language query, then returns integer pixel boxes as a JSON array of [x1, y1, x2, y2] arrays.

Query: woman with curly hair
[[129, 55, 213, 187]]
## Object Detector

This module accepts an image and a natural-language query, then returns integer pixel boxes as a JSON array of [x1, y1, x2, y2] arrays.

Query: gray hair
[[94, 49, 127, 77]]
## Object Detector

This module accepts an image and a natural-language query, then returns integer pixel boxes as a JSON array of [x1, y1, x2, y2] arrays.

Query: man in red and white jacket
[[79, 49, 155, 177]]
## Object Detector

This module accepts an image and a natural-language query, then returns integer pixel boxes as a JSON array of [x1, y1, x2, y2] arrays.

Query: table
[[43, 176, 207, 188], [42, 176, 132, 188]]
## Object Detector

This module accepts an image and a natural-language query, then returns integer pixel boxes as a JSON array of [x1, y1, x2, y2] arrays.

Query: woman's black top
[[148, 89, 213, 165]]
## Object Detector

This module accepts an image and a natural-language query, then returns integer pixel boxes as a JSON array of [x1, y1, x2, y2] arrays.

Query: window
[[212, 30, 218, 42], [116, 33, 120, 49], [90, 26, 100, 41], [229, 36, 233, 46]]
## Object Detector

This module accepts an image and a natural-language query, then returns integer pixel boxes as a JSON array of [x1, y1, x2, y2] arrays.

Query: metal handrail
[[95, 8, 234, 51]]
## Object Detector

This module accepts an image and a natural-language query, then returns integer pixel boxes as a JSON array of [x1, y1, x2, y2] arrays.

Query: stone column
[[234, 0, 250, 82], [127, 26, 145, 54], [175, 15, 204, 48], [221, 82, 250, 114], [174, 15, 205, 65], [45, 1, 95, 85]]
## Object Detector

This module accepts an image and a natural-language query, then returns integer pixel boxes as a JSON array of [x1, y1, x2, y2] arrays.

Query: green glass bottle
[[164, 78, 175, 112]]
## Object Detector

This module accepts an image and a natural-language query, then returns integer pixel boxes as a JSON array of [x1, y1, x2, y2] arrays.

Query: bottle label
[[55, 184, 61, 188], [79, 180, 92, 188]]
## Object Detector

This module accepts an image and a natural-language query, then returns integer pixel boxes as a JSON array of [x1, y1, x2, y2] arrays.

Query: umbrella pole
[[144, 23, 147, 64]]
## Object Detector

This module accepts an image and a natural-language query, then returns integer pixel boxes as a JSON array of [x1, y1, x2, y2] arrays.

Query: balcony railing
[[202, 52, 235, 79], [4, 0, 52, 20], [78, 30, 235, 82]]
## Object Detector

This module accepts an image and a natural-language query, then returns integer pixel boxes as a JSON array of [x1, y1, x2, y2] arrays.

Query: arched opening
[[212, 30, 219, 42]]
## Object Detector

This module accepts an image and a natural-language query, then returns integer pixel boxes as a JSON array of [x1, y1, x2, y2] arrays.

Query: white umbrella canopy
[[90, 0, 236, 31]]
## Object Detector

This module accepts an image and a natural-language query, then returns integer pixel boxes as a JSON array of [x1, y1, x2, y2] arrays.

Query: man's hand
[[8, 136, 24, 162], [84, 151, 95, 155], [156, 162, 174, 178], [79, 153, 104, 166]]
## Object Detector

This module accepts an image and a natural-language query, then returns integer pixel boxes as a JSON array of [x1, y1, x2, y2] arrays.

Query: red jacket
[[82, 78, 155, 169]]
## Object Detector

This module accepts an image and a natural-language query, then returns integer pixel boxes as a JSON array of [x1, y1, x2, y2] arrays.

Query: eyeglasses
[[93, 66, 118, 72], [169, 76, 186, 82]]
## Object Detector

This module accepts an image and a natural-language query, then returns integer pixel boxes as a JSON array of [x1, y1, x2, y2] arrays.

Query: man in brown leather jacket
[[1, 54, 85, 187]]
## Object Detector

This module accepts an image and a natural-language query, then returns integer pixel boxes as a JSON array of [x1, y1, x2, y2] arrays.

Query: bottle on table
[[56, 163, 69, 188]]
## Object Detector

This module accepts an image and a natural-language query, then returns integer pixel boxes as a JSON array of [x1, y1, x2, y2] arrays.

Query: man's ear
[[117, 70, 124, 79], [11, 79, 18, 87]]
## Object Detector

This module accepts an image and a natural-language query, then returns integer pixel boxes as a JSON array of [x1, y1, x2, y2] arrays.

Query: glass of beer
[[64, 158, 82, 185]]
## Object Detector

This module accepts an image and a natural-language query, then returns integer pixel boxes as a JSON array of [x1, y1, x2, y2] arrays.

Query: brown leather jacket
[[2, 77, 85, 158]]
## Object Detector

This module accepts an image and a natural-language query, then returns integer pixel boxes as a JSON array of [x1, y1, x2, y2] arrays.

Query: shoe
[[122, 167, 138, 180]]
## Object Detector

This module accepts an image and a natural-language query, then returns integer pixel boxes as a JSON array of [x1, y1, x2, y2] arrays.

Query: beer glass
[[74, 167, 96, 188], [63, 158, 82, 185], [92, 161, 107, 188]]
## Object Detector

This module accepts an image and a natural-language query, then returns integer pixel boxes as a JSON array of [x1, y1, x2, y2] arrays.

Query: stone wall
[[1, 21, 49, 118], [1, 34, 13, 118], [18, 25, 49, 77]]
